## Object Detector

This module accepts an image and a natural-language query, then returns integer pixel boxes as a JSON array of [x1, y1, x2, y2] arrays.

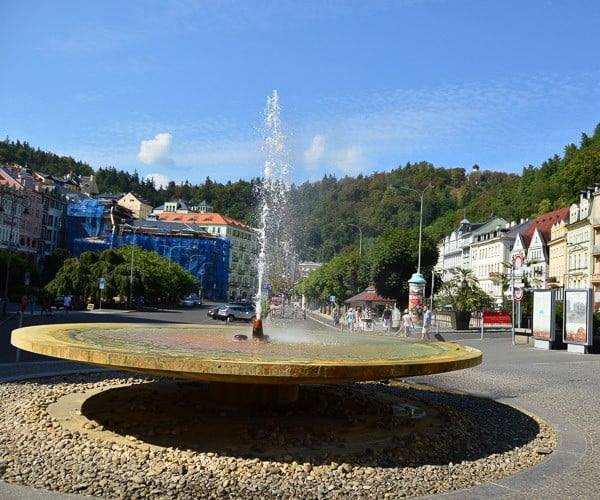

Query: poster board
[[563, 289, 593, 346], [532, 289, 556, 341]]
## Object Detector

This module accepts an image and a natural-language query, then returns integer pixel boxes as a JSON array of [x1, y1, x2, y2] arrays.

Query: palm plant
[[441, 268, 492, 312]]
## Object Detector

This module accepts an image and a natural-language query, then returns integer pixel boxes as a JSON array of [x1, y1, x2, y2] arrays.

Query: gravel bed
[[0, 373, 557, 499]]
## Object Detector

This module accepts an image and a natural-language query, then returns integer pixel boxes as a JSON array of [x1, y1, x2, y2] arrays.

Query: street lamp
[[126, 225, 141, 307], [393, 183, 433, 327], [396, 184, 433, 274], [198, 262, 213, 300], [346, 223, 363, 256], [160, 244, 185, 269]]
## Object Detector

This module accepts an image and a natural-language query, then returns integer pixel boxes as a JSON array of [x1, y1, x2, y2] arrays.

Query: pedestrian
[[41, 295, 53, 316], [346, 307, 354, 331], [382, 304, 392, 332], [354, 306, 363, 331], [20, 295, 28, 315], [63, 294, 72, 313], [421, 305, 432, 340], [333, 308, 340, 327], [397, 308, 414, 337]]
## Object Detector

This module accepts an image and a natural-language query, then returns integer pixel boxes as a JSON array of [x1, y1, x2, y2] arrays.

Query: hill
[[3, 123, 600, 261]]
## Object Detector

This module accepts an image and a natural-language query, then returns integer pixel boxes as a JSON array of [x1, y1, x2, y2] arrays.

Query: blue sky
[[3, 0, 599, 188]]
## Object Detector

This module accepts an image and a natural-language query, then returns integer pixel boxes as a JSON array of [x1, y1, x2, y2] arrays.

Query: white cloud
[[336, 145, 365, 175], [137, 133, 174, 166], [304, 135, 326, 168], [145, 173, 169, 189]]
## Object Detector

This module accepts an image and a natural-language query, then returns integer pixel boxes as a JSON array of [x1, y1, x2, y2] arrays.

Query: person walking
[[63, 294, 72, 313], [421, 305, 432, 340], [346, 307, 355, 331], [354, 306, 363, 331], [382, 305, 392, 333], [397, 309, 414, 337]]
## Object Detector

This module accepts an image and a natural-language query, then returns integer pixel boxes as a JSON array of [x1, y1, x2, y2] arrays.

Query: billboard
[[563, 289, 593, 346], [532, 289, 556, 341]]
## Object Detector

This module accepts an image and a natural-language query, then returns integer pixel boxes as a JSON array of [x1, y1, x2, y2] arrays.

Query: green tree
[[45, 247, 199, 307], [368, 227, 438, 302], [439, 269, 493, 312]]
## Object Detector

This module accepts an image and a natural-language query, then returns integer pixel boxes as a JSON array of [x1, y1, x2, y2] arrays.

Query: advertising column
[[408, 272, 426, 328]]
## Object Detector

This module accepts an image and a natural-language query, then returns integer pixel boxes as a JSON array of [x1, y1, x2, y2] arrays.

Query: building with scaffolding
[[65, 199, 230, 301]]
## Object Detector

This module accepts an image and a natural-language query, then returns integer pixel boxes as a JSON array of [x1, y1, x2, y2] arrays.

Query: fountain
[[11, 90, 482, 406]]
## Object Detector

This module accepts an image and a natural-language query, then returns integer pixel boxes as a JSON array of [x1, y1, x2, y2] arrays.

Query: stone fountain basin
[[11, 322, 482, 384]]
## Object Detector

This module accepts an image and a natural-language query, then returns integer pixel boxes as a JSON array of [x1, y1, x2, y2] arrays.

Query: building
[[565, 190, 593, 289], [468, 216, 510, 303], [156, 211, 259, 300], [118, 192, 153, 220], [513, 208, 570, 289], [437, 218, 483, 281]]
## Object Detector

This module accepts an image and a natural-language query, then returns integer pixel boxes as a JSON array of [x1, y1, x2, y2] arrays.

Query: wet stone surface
[[0, 372, 557, 499]]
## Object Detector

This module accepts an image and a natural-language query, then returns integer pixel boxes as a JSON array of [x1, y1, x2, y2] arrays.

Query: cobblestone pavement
[[0, 311, 598, 499]]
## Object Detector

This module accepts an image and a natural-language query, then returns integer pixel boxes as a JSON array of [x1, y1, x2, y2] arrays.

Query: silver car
[[216, 303, 256, 322]]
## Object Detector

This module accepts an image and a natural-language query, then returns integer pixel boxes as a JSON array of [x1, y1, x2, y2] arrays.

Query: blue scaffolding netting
[[65, 200, 230, 301], [66, 200, 111, 255]]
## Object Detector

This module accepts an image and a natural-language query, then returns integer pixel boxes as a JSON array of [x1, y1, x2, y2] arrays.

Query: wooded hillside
[[3, 123, 600, 261]]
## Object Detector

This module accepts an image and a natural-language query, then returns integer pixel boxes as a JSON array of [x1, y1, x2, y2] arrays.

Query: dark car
[[53, 296, 65, 309], [216, 303, 256, 322]]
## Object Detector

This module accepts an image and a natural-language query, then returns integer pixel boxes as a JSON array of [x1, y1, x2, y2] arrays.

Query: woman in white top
[[397, 309, 413, 337]]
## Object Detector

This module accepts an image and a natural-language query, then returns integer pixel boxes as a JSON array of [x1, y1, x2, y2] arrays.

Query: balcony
[[591, 273, 600, 284]]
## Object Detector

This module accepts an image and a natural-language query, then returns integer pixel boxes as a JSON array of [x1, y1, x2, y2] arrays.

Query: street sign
[[513, 254, 523, 269], [330, 295, 336, 302], [262, 283, 269, 292], [514, 288, 524, 301], [99, 277, 106, 290]]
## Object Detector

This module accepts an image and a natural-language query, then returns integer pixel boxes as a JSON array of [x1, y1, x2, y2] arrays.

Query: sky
[[2, 0, 600, 188]]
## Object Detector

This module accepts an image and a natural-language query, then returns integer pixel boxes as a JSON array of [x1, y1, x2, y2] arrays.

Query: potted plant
[[440, 269, 493, 330]]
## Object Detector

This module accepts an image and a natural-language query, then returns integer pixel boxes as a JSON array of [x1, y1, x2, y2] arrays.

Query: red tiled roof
[[344, 285, 395, 304], [158, 212, 255, 232], [521, 207, 570, 246]]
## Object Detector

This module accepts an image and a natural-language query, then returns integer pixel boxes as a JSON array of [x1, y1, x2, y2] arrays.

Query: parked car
[[177, 293, 203, 307], [216, 303, 256, 322], [189, 293, 202, 306], [207, 306, 219, 319], [53, 296, 65, 309], [177, 296, 195, 307]]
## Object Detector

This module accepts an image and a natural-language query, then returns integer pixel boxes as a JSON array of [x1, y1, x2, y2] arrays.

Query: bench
[[481, 311, 512, 339]]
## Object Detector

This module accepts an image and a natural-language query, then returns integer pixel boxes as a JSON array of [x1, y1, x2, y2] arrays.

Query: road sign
[[99, 277, 106, 290], [330, 295, 336, 302], [513, 254, 523, 269], [514, 288, 524, 301], [262, 283, 269, 292]]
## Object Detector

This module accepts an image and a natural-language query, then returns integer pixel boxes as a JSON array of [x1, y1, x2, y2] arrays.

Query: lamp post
[[198, 262, 213, 300], [127, 225, 141, 308], [346, 223, 363, 256], [160, 244, 184, 269], [397, 184, 433, 274], [395, 184, 433, 327]]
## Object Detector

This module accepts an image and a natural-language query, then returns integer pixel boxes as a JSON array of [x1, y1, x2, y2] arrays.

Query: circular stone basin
[[11, 322, 482, 385]]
